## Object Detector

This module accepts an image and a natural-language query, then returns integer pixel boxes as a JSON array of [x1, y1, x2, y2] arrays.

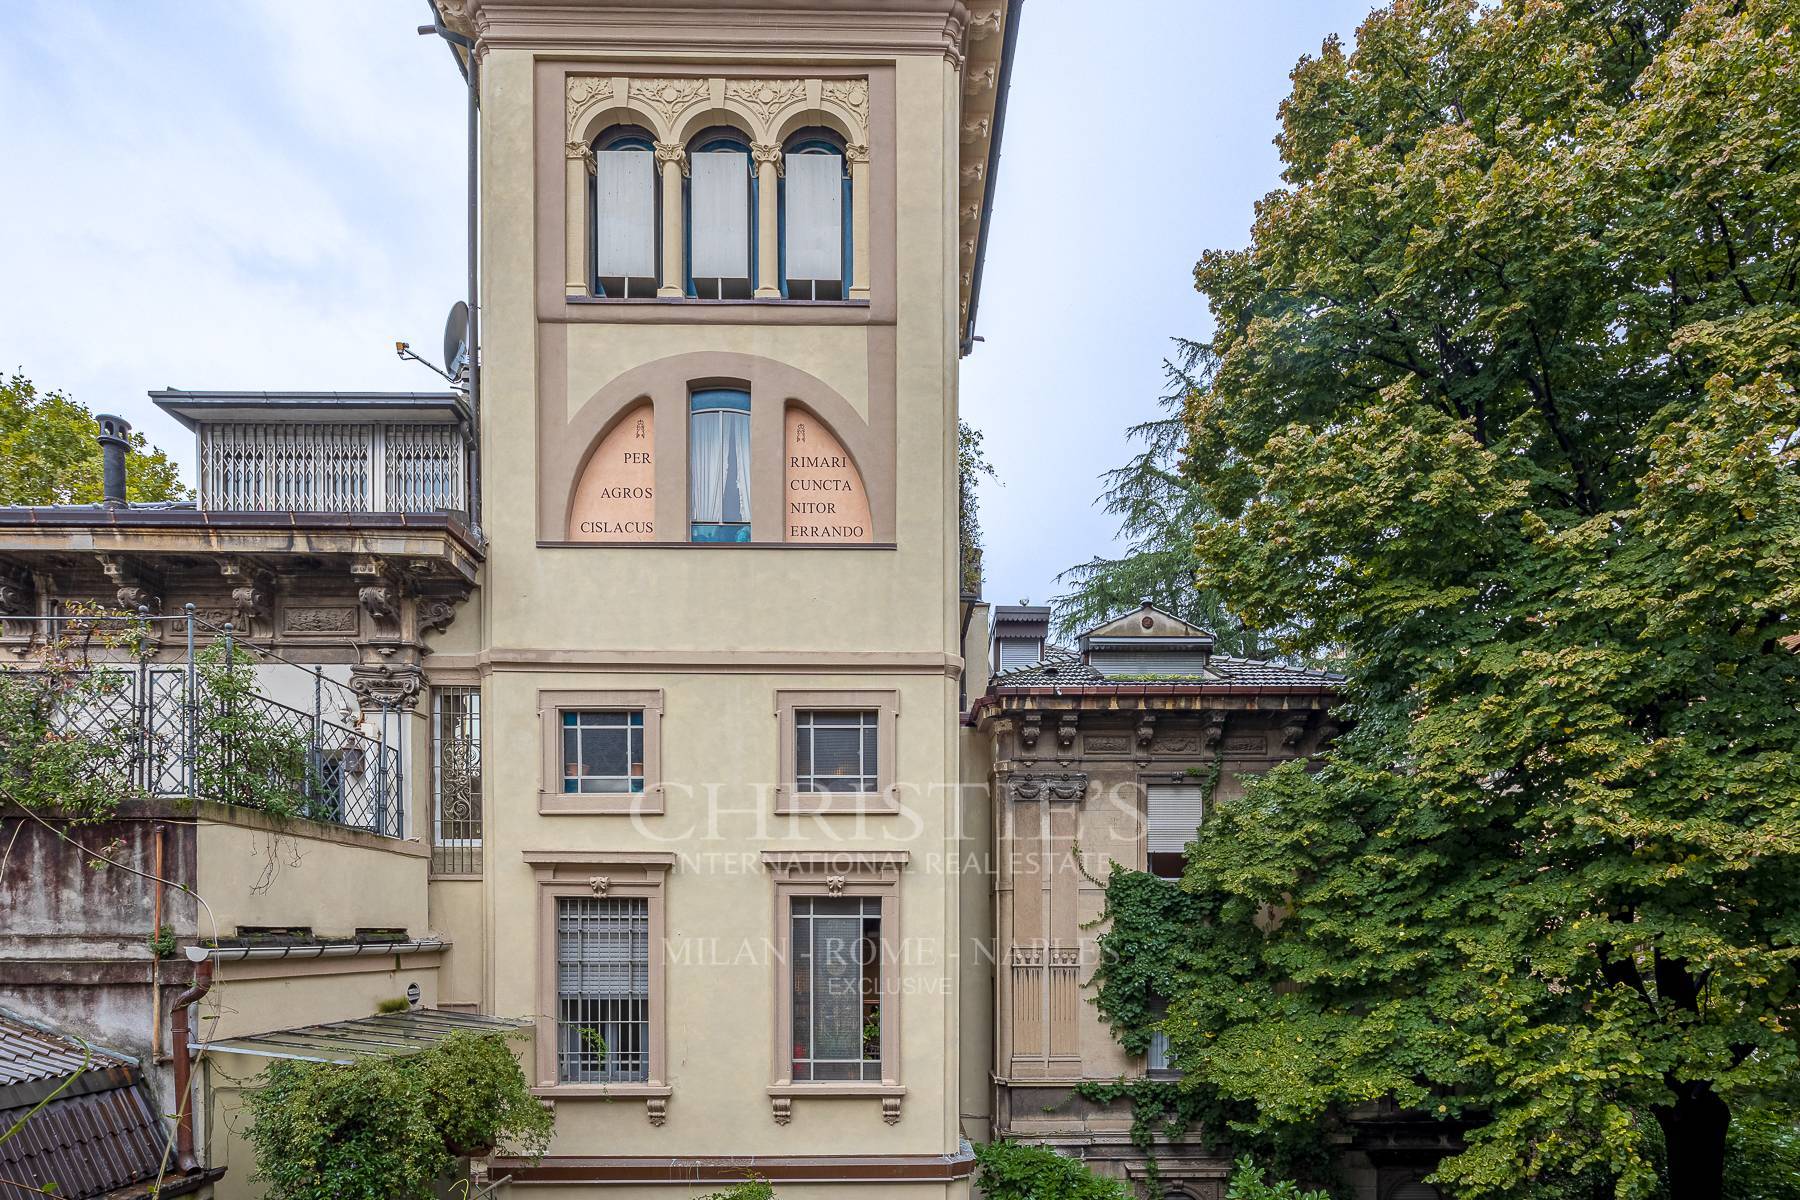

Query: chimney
[[95, 414, 130, 508]]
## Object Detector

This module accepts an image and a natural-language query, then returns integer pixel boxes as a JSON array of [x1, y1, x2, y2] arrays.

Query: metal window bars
[[431, 687, 481, 875], [556, 896, 651, 1083], [197, 421, 465, 513], [0, 608, 402, 837]]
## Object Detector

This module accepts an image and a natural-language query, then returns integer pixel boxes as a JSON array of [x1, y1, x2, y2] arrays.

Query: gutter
[[961, 0, 1023, 357], [968, 681, 1339, 722], [197, 938, 450, 963]]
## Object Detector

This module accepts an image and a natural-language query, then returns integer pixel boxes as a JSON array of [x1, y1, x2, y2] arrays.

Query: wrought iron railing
[[3, 611, 403, 837]]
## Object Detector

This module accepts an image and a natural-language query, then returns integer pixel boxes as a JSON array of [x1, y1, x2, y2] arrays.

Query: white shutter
[[1146, 784, 1205, 854], [594, 150, 655, 280], [690, 150, 750, 280], [1091, 650, 1210, 677], [997, 638, 1043, 672], [784, 151, 843, 283]]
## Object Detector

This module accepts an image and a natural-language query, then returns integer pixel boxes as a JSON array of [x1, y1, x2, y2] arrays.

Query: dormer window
[[1077, 602, 1215, 678]]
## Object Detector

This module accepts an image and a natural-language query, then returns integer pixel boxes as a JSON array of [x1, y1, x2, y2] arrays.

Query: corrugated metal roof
[[0, 1011, 133, 1088], [201, 1009, 527, 1064]]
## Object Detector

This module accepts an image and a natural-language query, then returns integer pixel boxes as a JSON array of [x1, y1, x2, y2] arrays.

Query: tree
[[960, 419, 998, 596], [1051, 342, 1260, 652], [1089, 1, 1800, 1198], [0, 373, 185, 505], [972, 1141, 1131, 1200]]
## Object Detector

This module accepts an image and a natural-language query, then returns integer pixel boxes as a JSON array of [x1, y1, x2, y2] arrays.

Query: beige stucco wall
[[456, 8, 976, 1183]]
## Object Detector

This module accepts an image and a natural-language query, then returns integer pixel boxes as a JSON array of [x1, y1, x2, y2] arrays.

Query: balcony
[[152, 390, 469, 515], [4, 612, 404, 837]]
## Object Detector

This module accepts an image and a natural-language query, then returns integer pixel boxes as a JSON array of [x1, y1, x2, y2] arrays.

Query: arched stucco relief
[[783, 405, 872, 543], [545, 351, 892, 544], [567, 401, 655, 541]]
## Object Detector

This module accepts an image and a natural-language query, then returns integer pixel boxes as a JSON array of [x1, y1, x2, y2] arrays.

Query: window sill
[[537, 540, 898, 551], [767, 1083, 905, 1126], [533, 1082, 673, 1126], [567, 295, 870, 308], [774, 787, 899, 816], [539, 789, 663, 816]]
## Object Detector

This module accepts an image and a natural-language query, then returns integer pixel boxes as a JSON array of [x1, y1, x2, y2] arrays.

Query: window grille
[[432, 687, 481, 875], [196, 422, 465, 513], [794, 709, 879, 793], [790, 895, 882, 1082], [561, 710, 644, 793], [557, 896, 650, 1083]]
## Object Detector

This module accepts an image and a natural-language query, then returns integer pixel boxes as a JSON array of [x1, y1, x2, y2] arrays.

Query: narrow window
[[686, 129, 754, 299], [592, 127, 658, 298], [431, 686, 481, 875], [1147, 1027, 1176, 1075], [1145, 782, 1204, 880], [781, 131, 848, 301], [794, 709, 879, 794], [561, 710, 645, 793], [689, 388, 751, 542], [790, 895, 882, 1082], [556, 895, 650, 1083]]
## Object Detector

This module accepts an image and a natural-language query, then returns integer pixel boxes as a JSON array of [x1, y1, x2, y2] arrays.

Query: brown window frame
[[773, 689, 898, 814], [538, 688, 665, 815]]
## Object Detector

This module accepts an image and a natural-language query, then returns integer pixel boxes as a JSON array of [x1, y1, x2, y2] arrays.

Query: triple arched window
[[589, 124, 852, 302]]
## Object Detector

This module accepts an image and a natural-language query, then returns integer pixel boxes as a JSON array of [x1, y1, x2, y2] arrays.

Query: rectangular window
[[594, 148, 657, 298], [431, 686, 481, 875], [689, 389, 751, 542], [556, 896, 650, 1083], [794, 709, 879, 793], [689, 150, 752, 299], [790, 895, 883, 1082], [783, 149, 844, 301], [1147, 1028, 1175, 1074], [1146, 783, 1205, 880], [562, 710, 645, 794]]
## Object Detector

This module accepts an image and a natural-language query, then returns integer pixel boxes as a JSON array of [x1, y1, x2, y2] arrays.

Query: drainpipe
[[168, 947, 214, 1172]]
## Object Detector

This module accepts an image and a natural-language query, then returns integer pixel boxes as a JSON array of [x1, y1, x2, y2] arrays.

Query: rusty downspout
[[151, 825, 164, 1064], [168, 956, 214, 1172]]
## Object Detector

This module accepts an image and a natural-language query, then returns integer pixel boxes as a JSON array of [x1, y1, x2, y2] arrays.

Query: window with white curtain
[[687, 130, 754, 299], [592, 127, 657, 298], [782, 132, 848, 301], [689, 388, 751, 542]]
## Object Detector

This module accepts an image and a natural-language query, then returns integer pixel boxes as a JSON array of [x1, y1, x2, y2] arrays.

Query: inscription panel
[[568, 402, 656, 541], [784, 408, 873, 543]]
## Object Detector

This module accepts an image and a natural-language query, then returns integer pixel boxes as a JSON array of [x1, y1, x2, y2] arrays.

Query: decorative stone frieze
[[348, 663, 425, 713], [1008, 772, 1088, 802]]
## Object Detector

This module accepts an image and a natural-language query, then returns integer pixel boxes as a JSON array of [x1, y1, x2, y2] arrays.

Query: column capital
[[845, 143, 870, 166], [653, 142, 689, 177], [751, 142, 784, 174], [565, 140, 595, 172]]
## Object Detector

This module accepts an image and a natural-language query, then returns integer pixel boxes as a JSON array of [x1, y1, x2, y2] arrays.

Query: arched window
[[689, 388, 751, 542], [591, 126, 657, 299], [781, 130, 849, 301], [686, 129, 755, 300]]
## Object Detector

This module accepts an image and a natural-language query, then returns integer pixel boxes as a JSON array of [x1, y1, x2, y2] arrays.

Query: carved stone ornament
[[115, 585, 160, 615], [358, 585, 400, 635], [1316, 717, 1342, 749], [0, 579, 31, 617], [961, 117, 990, 145], [1056, 712, 1079, 751], [967, 7, 1003, 39], [824, 875, 846, 896], [231, 584, 271, 627], [1135, 713, 1156, 751], [589, 875, 611, 897], [646, 1097, 667, 1126], [1017, 712, 1042, 752], [653, 141, 689, 177], [1281, 711, 1312, 749], [284, 605, 357, 634], [565, 75, 615, 139], [349, 664, 425, 713], [821, 78, 870, 140], [1009, 772, 1089, 803], [630, 78, 710, 129], [1199, 709, 1228, 755], [964, 64, 997, 94], [1085, 735, 1129, 754], [566, 140, 596, 169], [726, 78, 806, 127], [771, 1096, 792, 1126], [418, 597, 459, 635], [960, 162, 984, 186], [845, 143, 870, 166], [882, 1095, 902, 1125]]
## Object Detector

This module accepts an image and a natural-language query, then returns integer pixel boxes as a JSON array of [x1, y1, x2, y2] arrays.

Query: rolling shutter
[[594, 150, 655, 280], [1146, 784, 1204, 854], [784, 150, 843, 284], [690, 150, 750, 281]]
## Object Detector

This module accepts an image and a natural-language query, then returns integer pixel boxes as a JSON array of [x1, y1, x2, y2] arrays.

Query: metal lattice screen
[[556, 896, 650, 1083], [431, 687, 481, 875]]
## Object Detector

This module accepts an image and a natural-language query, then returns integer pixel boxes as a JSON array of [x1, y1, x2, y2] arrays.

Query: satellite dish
[[443, 300, 470, 379]]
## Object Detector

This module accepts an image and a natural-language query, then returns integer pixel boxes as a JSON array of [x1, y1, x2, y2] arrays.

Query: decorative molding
[[845, 142, 870, 166], [418, 596, 459, 635], [960, 162, 985, 186], [114, 585, 160, 615], [1281, 711, 1312, 748], [284, 605, 357, 634], [1017, 711, 1042, 752], [882, 1095, 902, 1125], [357, 585, 401, 638], [1008, 772, 1089, 802], [588, 875, 610, 897], [821, 78, 870, 139], [725, 78, 806, 128], [565, 140, 596, 171], [630, 77, 710, 129], [771, 1096, 792, 1126], [1084, 734, 1129, 754], [968, 7, 1004, 40], [565, 75, 615, 140], [1199, 709, 1228, 755], [1056, 712, 1078, 751], [1135, 713, 1156, 752], [964, 64, 997, 94], [750, 141, 784, 174], [646, 1097, 667, 1126], [824, 874, 846, 895], [961, 118, 990, 145]]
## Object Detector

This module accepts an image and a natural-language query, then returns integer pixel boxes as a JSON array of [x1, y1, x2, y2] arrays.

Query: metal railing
[[3, 609, 403, 837], [196, 421, 465, 513]]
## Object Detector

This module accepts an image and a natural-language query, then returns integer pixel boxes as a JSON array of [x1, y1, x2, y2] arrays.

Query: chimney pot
[[96, 414, 131, 508]]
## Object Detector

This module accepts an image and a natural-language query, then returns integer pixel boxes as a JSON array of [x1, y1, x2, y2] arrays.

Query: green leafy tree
[[1225, 1157, 1333, 1200], [1090, 1, 1800, 1198], [1051, 342, 1258, 653], [972, 1141, 1131, 1200], [0, 373, 185, 505], [960, 419, 998, 595]]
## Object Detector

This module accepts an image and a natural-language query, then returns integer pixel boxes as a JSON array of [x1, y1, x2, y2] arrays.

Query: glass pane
[[811, 914, 864, 1061], [811, 726, 862, 777]]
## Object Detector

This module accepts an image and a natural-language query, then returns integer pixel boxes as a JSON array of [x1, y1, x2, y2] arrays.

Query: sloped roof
[[989, 645, 1343, 690], [1076, 602, 1214, 643], [0, 1011, 133, 1088]]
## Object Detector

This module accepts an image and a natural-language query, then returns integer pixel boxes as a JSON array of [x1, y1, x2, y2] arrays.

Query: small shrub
[[973, 1141, 1130, 1200], [375, 997, 410, 1015], [246, 1031, 551, 1200], [1224, 1157, 1331, 1200], [701, 1181, 775, 1200]]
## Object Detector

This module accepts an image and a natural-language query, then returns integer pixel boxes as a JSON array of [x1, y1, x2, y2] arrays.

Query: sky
[[0, 0, 1373, 613]]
